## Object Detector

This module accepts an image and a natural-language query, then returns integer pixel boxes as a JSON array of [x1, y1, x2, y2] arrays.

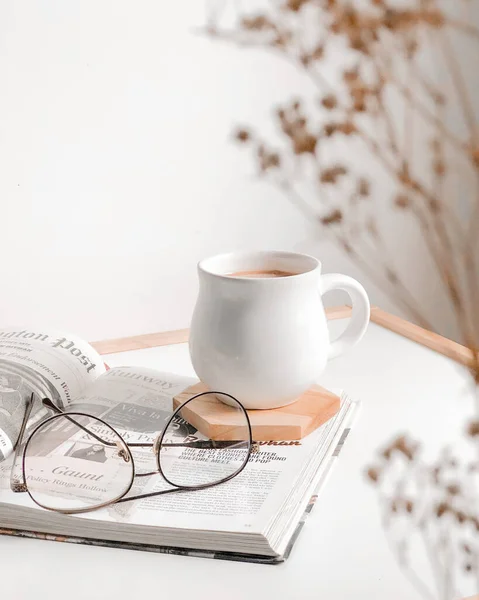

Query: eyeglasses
[[10, 392, 254, 514]]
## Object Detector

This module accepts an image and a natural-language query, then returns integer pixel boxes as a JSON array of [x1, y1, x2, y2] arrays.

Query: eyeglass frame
[[11, 391, 255, 515]]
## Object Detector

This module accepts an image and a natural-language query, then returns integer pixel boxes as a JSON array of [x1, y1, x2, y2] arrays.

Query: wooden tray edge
[[91, 306, 352, 355], [92, 305, 474, 368]]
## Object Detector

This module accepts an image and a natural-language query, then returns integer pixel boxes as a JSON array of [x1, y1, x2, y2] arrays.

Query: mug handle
[[320, 273, 370, 359]]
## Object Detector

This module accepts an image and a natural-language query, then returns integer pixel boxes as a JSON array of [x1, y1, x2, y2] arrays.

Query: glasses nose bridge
[[129, 432, 163, 479]]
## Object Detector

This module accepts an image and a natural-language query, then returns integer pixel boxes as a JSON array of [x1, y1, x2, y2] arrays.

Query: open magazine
[[0, 327, 358, 563]]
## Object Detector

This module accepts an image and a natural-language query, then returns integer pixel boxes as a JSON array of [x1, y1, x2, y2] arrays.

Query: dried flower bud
[[257, 145, 281, 171], [382, 447, 392, 461], [384, 9, 407, 30], [320, 166, 346, 184], [463, 543, 472, 555], [405, 500, 414, 513], [456, 510, 467, 524], [447, 483, 460, 496], [272, 33, 291, 48], [350, 86, 366, 102], [394, 436, 416, 460], [465, 563, 473, 573], [350, 36, 368, 55], [241, 15, 271, 31], [284, 0, 309, 12], [263, 153, 281, 170], [321, 95, 337, 110], [366, 467, 380, 483], [343, 68, 359, 84], [330, 21, 340, 35], [321, 209, 343, 225], [395, 194, 410, 209], [324, 123, 337, 137], [311, 44, 325, 61], [353, 100, 366, 112], [293, 131, 317, 155], [467, 420, 479, 437], [357, 178, 370, 197], [424, 9, 446, 28], [300, 53, 311, 66], [235, 129, 251, 143], [436, 502, 449, 518], [339, 121, 356, 135]]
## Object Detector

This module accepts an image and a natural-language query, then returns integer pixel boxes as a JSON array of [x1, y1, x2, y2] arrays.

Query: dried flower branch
[[207, 0, 479, 597], [209, 0, 479, 341]]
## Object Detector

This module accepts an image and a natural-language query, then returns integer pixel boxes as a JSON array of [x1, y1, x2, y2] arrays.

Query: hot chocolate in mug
[[189, 251, 370, 409]]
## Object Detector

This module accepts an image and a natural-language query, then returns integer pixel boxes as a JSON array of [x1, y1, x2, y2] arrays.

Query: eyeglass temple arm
[[14, 393, 36, 450], [42, 399, 118, 447], [10, 393, 36, 492]]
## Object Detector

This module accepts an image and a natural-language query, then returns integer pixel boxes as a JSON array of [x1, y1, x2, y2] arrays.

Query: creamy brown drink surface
[[227, 269, 295, 278]]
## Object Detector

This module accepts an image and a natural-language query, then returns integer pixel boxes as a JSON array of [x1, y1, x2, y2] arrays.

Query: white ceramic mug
[[189, 251, 370, 409]]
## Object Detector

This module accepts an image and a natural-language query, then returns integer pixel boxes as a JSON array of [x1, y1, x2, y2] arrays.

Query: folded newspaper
[[0, 327, 358, 563]]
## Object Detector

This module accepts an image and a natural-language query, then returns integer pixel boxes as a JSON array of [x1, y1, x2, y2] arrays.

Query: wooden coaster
[[173, 382, 340, 441]]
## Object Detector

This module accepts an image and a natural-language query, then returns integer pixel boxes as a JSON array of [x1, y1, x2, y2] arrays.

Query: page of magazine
[[0, 367, 354, 538]]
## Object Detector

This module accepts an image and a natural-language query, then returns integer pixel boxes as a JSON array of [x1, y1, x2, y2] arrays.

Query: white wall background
[[0, 1, 450, 342]]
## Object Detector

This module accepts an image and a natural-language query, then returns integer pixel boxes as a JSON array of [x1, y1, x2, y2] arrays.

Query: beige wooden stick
[[93, 328, 190, 355], [370, 307, 475, 368], [92, 305, 353, 355], [92, 305, 475, 370]]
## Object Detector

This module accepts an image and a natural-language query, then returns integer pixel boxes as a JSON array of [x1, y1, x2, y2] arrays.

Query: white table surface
[[0, 319, 474, 600]]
